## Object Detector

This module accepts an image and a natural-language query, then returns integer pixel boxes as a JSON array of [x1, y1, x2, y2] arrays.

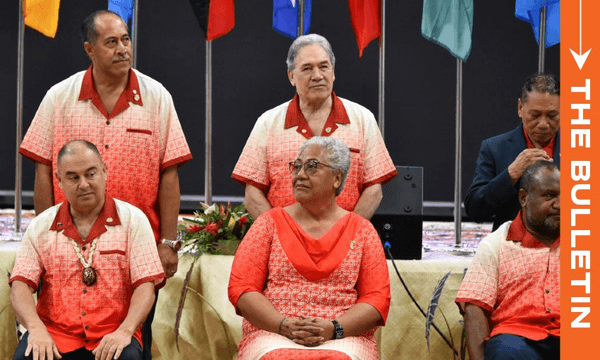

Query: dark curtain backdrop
[[0, 1, 559, 207]]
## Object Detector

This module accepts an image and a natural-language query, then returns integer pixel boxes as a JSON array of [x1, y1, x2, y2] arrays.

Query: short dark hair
[[521, 160, 559, 193], [520, 73, 559, 103], [57, 140, 102, 165], [81, 10, 127, 46]]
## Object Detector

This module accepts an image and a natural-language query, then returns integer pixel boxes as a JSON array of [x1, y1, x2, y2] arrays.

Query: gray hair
[[298, 137, 350, 196], [286, 34, 336, 71], [520, 73, 559, 103], [520, 160, 559, 193]]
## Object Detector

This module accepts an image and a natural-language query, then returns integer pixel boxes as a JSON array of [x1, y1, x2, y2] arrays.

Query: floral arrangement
[[177, 202, 254, 256]]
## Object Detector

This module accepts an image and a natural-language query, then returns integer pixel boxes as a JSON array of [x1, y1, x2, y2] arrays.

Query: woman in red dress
[[228, 136, 391, 360]]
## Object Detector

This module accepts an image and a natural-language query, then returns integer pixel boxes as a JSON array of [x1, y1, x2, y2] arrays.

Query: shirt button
[[301, 129, 307, 134], [551, 317, 555, 322], [82, 311, 86, 316], [545, 289, 550, 294], [105, 144, 109, 149], [84, 340, 89, 343], [85, 325, 89, 330], [82, 246, 86, 251], [83, 289, 87, 294], [106, 121, 110, 125], [546, 308, 551, 312]]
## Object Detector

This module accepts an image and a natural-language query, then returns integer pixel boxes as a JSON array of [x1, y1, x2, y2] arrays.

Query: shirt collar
[[522, 125, 556, 158], [507, 211, 560, 249], [284, 92, 351, 138], [50, 195, 122, 245], [78, 66, 143, 119]]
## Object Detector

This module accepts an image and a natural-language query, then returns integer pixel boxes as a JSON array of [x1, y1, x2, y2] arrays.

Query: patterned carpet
[[1, 210, 493, 250]]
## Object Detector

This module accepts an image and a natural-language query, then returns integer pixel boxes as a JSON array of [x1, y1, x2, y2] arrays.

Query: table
[[1, 244, 471, 360]]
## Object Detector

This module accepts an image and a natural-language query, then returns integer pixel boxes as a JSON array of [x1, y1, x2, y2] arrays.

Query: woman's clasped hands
[[278, 316, 335, 347]]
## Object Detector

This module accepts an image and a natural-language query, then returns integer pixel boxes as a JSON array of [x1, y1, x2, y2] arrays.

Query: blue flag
[[515, 0, 559, 48], [109, 0, 134, 26], [273, 0, 311, 39], [421, 0, 474, 62]]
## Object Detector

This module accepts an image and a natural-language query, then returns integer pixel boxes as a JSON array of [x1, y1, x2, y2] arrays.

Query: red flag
[[189, 0, 235, 41], [348, 0, 381, 57]]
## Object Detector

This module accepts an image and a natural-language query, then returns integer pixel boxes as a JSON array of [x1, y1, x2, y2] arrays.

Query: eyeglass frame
[[288, 159, 336, 176]]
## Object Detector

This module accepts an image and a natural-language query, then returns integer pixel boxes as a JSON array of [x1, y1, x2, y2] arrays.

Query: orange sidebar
[[561, 0, 600, 357]]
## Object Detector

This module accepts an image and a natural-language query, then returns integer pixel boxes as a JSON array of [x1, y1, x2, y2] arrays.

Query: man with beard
[[456, 161, 560, 360]]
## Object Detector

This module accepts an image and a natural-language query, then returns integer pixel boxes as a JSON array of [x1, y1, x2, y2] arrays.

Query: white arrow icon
[[570, 0, 592, 70]]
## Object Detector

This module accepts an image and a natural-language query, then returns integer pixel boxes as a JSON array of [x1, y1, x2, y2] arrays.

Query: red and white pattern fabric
[[9, 197, 165, 353], [229, 208, 390, 360], [19, 67, 192, 242], [456, 213, 560, 340], [231, 93, 396, 212]]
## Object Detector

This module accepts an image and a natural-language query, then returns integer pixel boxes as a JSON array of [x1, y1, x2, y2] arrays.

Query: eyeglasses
[[288, 159, 335, 176]]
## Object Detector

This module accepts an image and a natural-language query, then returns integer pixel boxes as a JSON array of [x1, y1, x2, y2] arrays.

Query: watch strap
[[332, 320, 343, 340]]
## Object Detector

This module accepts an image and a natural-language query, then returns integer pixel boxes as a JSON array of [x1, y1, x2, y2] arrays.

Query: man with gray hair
[[232, 34, 396, 220]]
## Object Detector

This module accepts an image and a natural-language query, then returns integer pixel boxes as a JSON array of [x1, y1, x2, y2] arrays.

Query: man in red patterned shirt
[[10, 140, 165, 360], [18, 10, 192, 359], [456, 160, 560, 360]]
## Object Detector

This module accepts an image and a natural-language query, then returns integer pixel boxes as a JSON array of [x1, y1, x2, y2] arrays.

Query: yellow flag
[[24, 0, 61, 38]]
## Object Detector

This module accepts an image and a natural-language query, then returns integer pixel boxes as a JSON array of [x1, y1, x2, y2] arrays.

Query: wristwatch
[[161, 238, 182, 251], [332, 320, 344, 340]]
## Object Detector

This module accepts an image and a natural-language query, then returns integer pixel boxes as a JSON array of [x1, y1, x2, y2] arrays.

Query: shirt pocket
[[96, 240, 128, 272]]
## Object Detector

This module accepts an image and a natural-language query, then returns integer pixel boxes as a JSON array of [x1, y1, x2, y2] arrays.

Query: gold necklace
[[71, 238, 99, 286]]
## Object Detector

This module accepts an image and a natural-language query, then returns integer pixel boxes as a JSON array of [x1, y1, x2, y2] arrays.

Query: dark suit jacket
[[464, 124, 560, 230]]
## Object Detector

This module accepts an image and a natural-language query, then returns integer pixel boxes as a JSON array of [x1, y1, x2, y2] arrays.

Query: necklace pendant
[[82, 267, 97, 286]]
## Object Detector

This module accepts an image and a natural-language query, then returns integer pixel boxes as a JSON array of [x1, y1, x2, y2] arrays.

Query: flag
[[515, 0, 560, 48], [189, 0, 235, 41], [108, 0, 133, 26], [24, 0, 61, 38], [421, 0, 473, 62], [348, 0, 381, 57], [273, 0, 311, 39]]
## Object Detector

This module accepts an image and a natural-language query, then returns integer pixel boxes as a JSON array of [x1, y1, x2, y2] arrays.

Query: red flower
[[239, 216, 248, 226], [205, 222, 219, 235], [186, 224, 204, 234]]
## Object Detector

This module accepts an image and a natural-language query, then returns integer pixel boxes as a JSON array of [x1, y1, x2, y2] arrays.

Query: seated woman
[[228, 136, 391, 360]]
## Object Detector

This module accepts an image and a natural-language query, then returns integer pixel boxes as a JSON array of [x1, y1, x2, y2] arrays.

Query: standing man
[[457, 161, 560, 360], [232, 34, 396, 221], [464, 74, 559, 230], [10, 140, 165, 360], [18, 10, 192, 359]]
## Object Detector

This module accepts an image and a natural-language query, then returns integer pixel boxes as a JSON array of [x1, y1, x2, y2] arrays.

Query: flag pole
[[12, 0, 25, 240], [378, 0, 386, 137], [537, 6, 547, 73], [205, 39, 213, 205], [453, 59, 463, 247], [131, 0, 139, 68], [297, 0, 304, 36]]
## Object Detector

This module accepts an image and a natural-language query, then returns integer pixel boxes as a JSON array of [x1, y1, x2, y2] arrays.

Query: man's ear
[[56, 171, 63, 190], [288, 69, 295, 86], [84, 42, 94, 60], [518, 188, 528, 208]]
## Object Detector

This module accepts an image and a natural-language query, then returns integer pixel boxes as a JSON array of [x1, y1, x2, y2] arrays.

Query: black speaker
[[370, 166, 423, 260]]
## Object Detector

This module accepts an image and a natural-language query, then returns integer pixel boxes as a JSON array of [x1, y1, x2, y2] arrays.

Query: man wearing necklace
[[10, 140, 165, 360]]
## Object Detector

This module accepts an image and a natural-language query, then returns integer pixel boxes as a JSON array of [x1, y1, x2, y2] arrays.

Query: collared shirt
[[232, 93, 397, 211], [456, 212, 560, 340], [10, 196, 165, 353], [19, 67, 192, 242], [522, 126, 557, 159]]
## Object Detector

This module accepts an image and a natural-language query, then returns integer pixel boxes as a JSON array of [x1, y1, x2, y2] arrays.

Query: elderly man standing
[[10, 140, 165, 360], [18, 10, 191, 358], [464, 74, 559, 230], [456, 161, 560, 360], [232, 34, 396, 220]]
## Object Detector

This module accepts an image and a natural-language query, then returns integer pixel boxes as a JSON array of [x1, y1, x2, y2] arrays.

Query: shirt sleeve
[[355, 221, 391, 325], [128, 207, 166, 288], [231, 112, 271, 191], [455, 232, 501, 314], [9, 220, 45, 290], [355, 105, 396, 187], [158, 88, 192, 170], [19, 88, 57, 166], [228, 213, 275, 314]]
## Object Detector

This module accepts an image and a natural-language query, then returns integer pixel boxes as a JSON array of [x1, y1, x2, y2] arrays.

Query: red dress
[[229, 208, 391, 360]]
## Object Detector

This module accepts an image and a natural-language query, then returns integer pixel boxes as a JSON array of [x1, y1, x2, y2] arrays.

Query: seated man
[[10, 140, 165, 360], [464, 74, 559, 230], [456, 160, 560, 360]]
